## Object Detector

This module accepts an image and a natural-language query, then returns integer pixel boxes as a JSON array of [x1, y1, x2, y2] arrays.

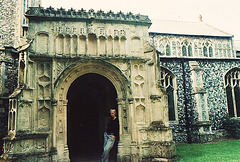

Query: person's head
[[110, 109, 116, 118]]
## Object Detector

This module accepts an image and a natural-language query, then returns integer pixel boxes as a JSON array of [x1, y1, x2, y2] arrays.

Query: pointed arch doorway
[[67, 73, 118, 161]]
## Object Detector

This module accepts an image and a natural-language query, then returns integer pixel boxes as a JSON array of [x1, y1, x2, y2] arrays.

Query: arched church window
[[181, 40, 192, 57], [158, 38, 171, 56], [215, 42, 232, 58], [160, 67, 177, 121], [23, 0, 29, 25], [8, 99, 17, 132], [225, 68, 240, 117], [202, 41, 213, 57]]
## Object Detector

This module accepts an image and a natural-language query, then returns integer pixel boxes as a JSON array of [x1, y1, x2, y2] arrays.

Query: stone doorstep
[[152, 156, 179, 162], [152, 158, 169, 162]]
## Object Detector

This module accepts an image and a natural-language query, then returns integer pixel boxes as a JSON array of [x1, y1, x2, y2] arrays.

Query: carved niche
[[38, 107, 50, 130], [36, 62, 52, 131], [17, 103, 31, 130], [135, 98, 146, 124], [133, 64, 144, 97]]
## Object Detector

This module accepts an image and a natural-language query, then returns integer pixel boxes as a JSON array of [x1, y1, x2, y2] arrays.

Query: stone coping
[[25, 6, 151, 25]]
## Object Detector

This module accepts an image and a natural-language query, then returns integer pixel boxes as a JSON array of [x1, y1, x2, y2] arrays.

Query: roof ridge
[[151, 18, 199, 24], [149, 19, 233, 37]]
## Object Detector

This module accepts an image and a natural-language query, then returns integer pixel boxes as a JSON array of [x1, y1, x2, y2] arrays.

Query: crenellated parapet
[[26, 6, 151, 25]]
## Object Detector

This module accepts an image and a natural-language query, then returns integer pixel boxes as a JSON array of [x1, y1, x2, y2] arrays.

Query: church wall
[[0, 0, 20, 47], [160, 58, 240, 143], [1, 7, 177, 161]]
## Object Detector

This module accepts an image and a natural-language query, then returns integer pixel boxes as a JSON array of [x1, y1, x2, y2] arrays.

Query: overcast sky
[[42, 0, 240, 40]]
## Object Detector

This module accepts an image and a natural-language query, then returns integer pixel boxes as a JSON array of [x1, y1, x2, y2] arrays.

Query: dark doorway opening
[[67, 73, 118, 161]]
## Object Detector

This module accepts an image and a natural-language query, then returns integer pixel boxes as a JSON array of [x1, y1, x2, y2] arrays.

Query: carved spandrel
[[56, 61, 73, 81]]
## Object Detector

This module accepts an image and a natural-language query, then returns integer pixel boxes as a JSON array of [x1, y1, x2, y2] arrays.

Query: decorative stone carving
[[35, 139, 46, 150], [26, 7, 151, 24], [136, 104, 146, 124], [38, 107, 50, 130], [133, 64, 144, 97], [18, 103, 31, 130], [19, 140, 30, 153], [58, 120, 63, 133], [150, 95, 161, 102], [4, 6, 176, 162]]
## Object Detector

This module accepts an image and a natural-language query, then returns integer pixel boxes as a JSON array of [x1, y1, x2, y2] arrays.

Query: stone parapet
[[26, 6, 151, 25]]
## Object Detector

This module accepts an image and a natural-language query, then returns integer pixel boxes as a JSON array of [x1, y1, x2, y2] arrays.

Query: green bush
[[222, 116, 240, 139]]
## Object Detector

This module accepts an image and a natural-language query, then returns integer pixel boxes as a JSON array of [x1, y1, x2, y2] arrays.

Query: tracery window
[[203, 41, 213, 57], [215, 42, 232, 58], [9, 99, 17, 133], [225, 68, 240, 117], [160, 67, 177, 121], [158, 39, 171, 56], [194, 41, 203, 57], [23, 0, 29, 25], [172, 40, 181, 56], [181, 40, 192, 57]]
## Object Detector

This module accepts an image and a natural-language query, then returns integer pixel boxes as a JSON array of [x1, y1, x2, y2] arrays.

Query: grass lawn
[[176, 139, 240, 162]]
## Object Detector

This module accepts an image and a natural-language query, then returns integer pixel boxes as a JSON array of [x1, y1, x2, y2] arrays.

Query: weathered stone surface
[[2, 6, 175, 161]]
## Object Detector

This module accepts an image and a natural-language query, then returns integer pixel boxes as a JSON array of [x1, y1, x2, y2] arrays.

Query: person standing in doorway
[[101, 109, 119, 162]]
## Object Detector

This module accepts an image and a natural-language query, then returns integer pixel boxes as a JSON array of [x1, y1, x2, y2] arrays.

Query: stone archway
[[53, 59, 129, 161], [67, 73, 118, 161]]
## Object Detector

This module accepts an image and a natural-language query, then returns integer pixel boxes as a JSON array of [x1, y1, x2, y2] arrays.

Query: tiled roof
[[149, 19, 233, 37]]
